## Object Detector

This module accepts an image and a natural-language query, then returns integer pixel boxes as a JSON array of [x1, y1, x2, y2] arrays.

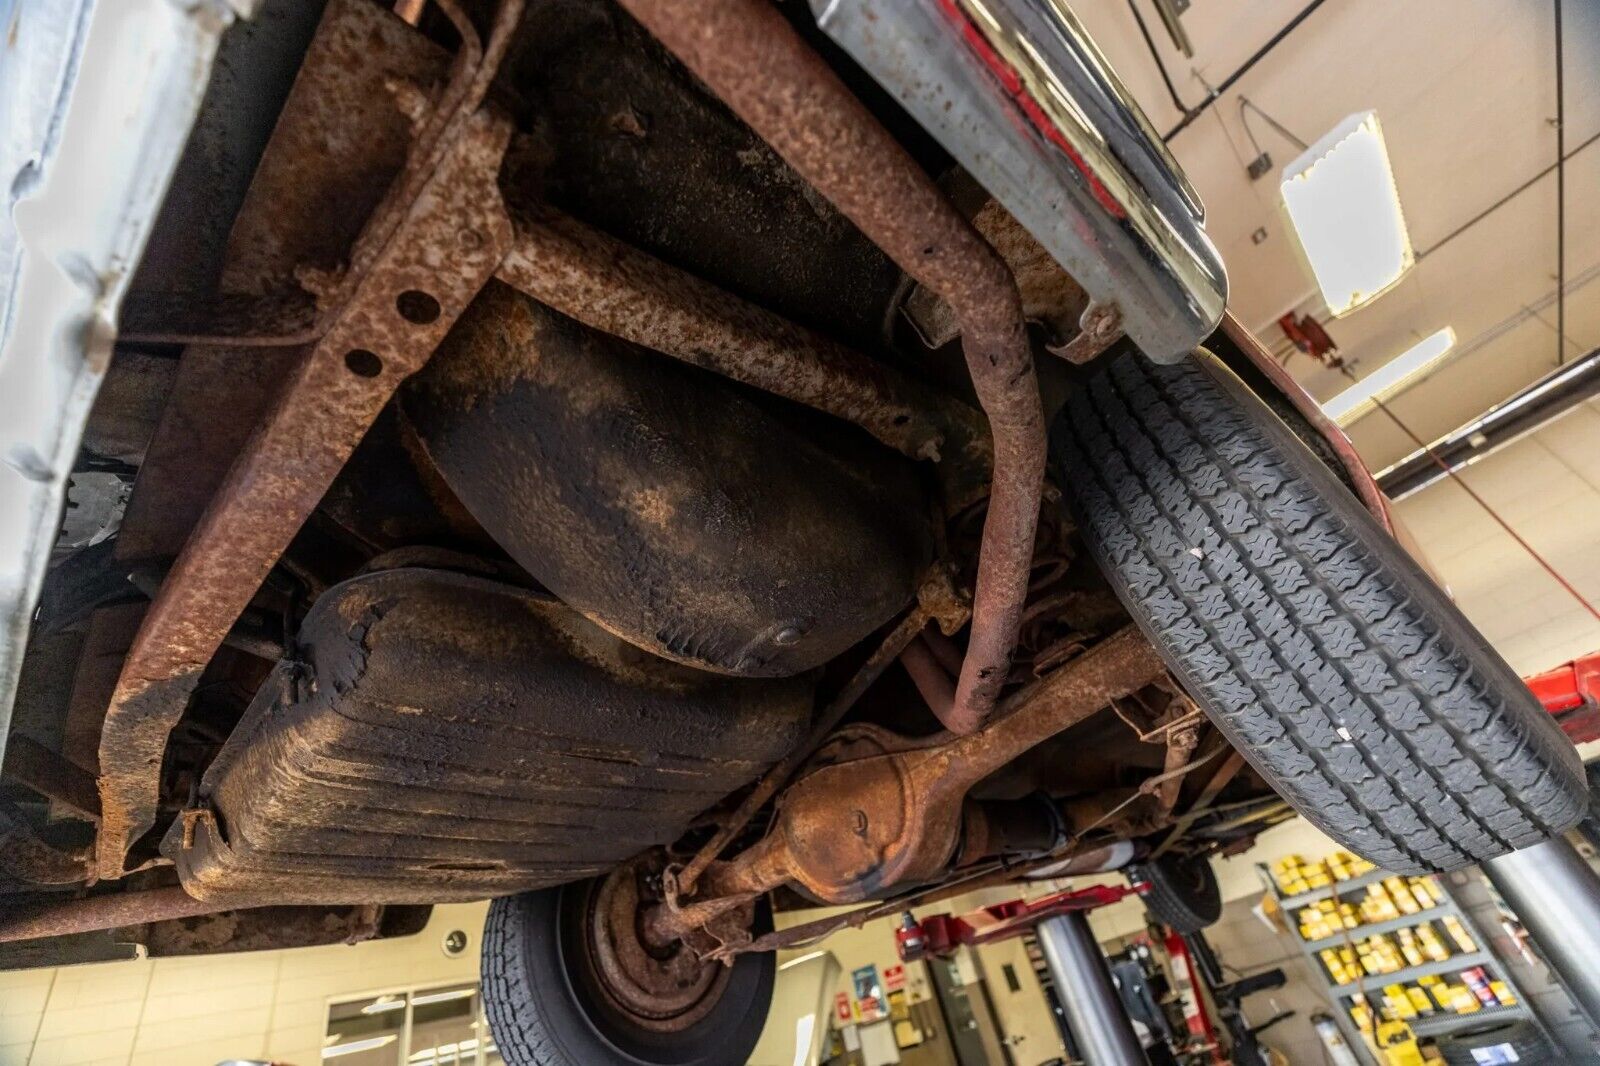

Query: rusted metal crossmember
[[94, 3, 521, 878], [497, 207, 961, 465]]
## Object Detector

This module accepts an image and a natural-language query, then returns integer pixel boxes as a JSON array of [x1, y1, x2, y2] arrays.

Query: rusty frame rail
[[93, 3, 522, 879], [614, 0, 1047, 737]]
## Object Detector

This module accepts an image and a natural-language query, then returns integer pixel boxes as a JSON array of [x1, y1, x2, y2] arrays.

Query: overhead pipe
[[1159, 0, 1331, 142], [613, 0, 1045, 734], [1376, 345, 1600, 500]]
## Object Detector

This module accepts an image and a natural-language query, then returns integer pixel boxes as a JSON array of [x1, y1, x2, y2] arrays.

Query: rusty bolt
[[851, 810, 869, 837], [1086, 301, 1122, 338]]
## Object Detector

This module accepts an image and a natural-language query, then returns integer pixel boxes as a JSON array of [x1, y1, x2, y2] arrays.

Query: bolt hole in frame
[[345, 348, 387, 378], [397, 288, 444, 325]]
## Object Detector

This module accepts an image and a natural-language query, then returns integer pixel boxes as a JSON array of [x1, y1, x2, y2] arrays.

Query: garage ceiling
[[1069, 0, 1600, 672], [1075, 0, 1599, 472]]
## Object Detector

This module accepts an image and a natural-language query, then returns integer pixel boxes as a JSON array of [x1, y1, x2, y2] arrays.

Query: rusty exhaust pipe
[[900, 633, 957, 727], [614, 0, 1046, 736], [0, 886, 242, 944]]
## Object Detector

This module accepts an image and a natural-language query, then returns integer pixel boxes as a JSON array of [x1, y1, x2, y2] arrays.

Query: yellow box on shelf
[[1441, 915, 1477, 954], [1382, 984, 1417, 1019]]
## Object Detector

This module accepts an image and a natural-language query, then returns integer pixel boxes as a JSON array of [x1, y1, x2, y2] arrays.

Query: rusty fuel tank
[[404, 284, 935, 678]]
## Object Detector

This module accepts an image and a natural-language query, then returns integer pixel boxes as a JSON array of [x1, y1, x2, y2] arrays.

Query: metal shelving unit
[[1300, 906, 1446, 950], [1274, 867, 1389, 910], [1259, 863, 1548, 1064], [1328, 952, 1495, 996]]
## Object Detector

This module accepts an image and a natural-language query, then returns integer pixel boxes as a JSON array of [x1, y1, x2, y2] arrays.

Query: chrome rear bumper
[[810, 0, 1227, 362]]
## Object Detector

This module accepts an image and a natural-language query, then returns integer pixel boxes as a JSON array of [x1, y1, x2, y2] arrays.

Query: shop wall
[[774, 906, 935, 1012], [0, 902, 488, 1066], [770, 886, 1073, 1066], [1185, 895, 1335, 1066], [750, 952, 841, 1066], [967, 936, 1064, 1065]]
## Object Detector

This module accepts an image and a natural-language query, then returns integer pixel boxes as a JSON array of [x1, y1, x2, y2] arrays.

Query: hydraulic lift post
[[1175, 931, 1284, 1066], [1036, 909, 1149, 1066], [897, 883, 1151, 1065], [1482, 834, 1600, 1032]]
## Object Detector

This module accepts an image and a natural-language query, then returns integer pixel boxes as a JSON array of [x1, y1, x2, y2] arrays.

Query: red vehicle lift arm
[[1530, 652, 1600, 744]]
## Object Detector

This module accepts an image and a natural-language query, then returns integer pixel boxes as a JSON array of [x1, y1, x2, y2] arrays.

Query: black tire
[[1438, 1020, 1555, 1064], [482, 878, 775, 1066], [1127, 852, 1221, 933], [1054, 350, 1584, 874], [1577, 760, 1600, 851]]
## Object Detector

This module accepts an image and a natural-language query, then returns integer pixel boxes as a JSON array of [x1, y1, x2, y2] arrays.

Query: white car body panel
[[0, 0, 251, 763]]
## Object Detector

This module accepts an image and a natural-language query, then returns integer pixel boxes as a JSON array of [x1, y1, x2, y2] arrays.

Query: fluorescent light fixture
[[360, 995, 404, 1015], [779, 950, 829, 971], [1322, 327, 1456, 425], [410, 987, 476, 1007], [322, 1035, 397, 1059], [1281, 111, 1414, 317]]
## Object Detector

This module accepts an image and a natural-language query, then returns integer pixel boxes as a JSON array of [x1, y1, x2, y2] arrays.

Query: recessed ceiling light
[[1323, 327, 1456, 425], [1281, 111, 1414, 317]]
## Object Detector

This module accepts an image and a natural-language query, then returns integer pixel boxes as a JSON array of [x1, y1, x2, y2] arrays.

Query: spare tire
[[1576, 760, 1600, 851], [1128, 852, 1221, 934], [1054, 350, 1585, 874], [483, 871, 774, 1066]]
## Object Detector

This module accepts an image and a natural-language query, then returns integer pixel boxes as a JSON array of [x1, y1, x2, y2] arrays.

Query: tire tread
[[1055, 353, 1583, 874]]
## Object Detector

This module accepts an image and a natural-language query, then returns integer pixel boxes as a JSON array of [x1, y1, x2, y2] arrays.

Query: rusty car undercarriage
[[2, 0, 1369, 944], [8, 0, 1580, 1056]]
